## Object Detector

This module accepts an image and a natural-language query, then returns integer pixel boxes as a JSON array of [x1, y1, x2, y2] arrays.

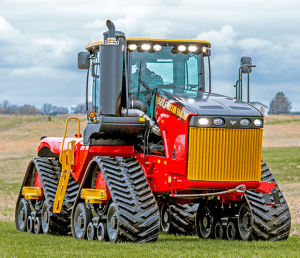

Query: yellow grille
[[187, 128, 263, 181]]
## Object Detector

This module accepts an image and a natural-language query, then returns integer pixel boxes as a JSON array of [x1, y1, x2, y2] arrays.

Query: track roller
[[87, 222, 95, 241], [27, 216, 33, 233], [226, 221, 237, 241], [34, 217, 41, 234], [214, 222, 224, 240], [97, 222, 108, 242]]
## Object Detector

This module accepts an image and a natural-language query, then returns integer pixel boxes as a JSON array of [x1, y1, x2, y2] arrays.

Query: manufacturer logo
[[230, 120, 236, 125]]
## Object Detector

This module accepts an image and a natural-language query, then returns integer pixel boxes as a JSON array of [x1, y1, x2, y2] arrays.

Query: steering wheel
[[139, 79, 154, 93]]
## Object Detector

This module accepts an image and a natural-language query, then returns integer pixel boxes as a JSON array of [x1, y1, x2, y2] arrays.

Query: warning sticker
[[155, 94, 192, 121]]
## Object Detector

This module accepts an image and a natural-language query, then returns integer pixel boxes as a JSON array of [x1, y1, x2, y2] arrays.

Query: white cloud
[[0, 16, 21, 42], [9, 66, 78, 79], [196, 26, 237, 51], [1, 0, 300, 109]]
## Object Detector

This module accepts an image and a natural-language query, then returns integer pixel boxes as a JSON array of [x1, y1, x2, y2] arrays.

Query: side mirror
[[78, 52, 90, 69], [241, 56, 252, 74]]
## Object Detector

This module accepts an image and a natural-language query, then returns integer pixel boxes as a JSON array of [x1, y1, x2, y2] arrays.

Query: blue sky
[[1, 0, 299, 111]]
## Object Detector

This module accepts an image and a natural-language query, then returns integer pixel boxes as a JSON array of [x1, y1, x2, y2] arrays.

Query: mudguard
[[38, 137, 83, 157]]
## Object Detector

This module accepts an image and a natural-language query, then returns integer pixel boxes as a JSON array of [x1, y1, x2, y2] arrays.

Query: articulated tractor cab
[[16, 20, 290, 242]]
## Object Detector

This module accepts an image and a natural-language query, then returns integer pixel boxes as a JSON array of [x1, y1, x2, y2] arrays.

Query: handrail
[[59, 117, 80, 164]]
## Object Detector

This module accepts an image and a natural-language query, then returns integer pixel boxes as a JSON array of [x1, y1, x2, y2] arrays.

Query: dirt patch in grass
[[0, 193, 17, 222], [263, 115, 300, 147]]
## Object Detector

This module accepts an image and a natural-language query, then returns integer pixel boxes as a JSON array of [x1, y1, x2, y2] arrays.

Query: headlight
[[201, 47, 207, 53], [178, 45, 187, 52], [254, 119, 263, 127], [153, 44, 161, 51], [198, 118, 209, 126], [128, 44, 137, 51], [213, 118, 224, 126], [240, 119, 250, 127], [188, 45, 197, 52], [141, 44, 151, 51]]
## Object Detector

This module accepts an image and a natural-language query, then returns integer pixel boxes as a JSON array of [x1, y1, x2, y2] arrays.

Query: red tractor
[[16, 20, 290, 242]]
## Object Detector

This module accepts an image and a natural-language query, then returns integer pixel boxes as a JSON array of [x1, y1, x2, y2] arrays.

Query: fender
[[38, 137, 83, 157]]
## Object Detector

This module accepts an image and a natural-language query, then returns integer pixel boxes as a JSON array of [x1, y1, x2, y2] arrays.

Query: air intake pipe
[[129, 99, 148, 113], [121, 109, 161, 136]]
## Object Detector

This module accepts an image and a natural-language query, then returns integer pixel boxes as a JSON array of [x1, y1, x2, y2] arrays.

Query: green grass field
[[1, 222, 300, 258], [0, 115, 299, 257]]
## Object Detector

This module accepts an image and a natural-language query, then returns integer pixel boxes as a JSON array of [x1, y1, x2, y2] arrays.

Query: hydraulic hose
[[169, 184, 246, 198]]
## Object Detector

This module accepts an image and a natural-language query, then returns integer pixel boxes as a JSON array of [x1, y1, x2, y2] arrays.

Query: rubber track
[[169, 203, 199, 236], [95, 156, 160, 243], [244, 161, 291, 241], [34, 158, 79, 235]]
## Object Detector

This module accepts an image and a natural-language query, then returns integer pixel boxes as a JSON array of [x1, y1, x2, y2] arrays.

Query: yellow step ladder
[[53, 117, 80, 213]]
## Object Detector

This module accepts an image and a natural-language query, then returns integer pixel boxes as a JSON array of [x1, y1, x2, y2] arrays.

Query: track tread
[[244, 161, 291, 241], [95, 156, 160, 243], [167, 202, 199, 236], [34, 158, 79, 235]]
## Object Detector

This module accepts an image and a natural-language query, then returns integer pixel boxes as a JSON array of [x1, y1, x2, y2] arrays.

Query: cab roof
[[85, 38, 211, 51]]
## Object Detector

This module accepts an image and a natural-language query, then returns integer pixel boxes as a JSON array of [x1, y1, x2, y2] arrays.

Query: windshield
[[129, 46, 204, 98]]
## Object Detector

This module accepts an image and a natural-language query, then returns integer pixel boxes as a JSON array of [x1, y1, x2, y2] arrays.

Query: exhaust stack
[[99, 20, 123, 115]]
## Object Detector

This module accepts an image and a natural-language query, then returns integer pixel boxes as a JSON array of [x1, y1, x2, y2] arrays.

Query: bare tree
[[51, 106, 69, 115], [74, 103, 86, 113], [41, 103, 52, 115], [73, 102, 92, 114], [269, 92, 292, 114]]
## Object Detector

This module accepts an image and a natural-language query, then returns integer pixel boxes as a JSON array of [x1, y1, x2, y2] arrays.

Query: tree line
[[0, 100, 89, 115], [0, 93, 293, 115]]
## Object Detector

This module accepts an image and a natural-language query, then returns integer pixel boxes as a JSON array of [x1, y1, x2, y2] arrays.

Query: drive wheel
[[196, 206, 214, 239], [73, 203, 92, 239], [16, 198, 30, 231], [160, 204, 171, 233], [238, 203, 253, 241], [107, 203, 122, 243]]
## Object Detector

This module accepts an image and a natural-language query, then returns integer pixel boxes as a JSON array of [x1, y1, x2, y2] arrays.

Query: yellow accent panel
[[22, 187, 42, 200], [81, 189, 107, 204], [127, 38, 211, 44], [188, 128, 263, 181]]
